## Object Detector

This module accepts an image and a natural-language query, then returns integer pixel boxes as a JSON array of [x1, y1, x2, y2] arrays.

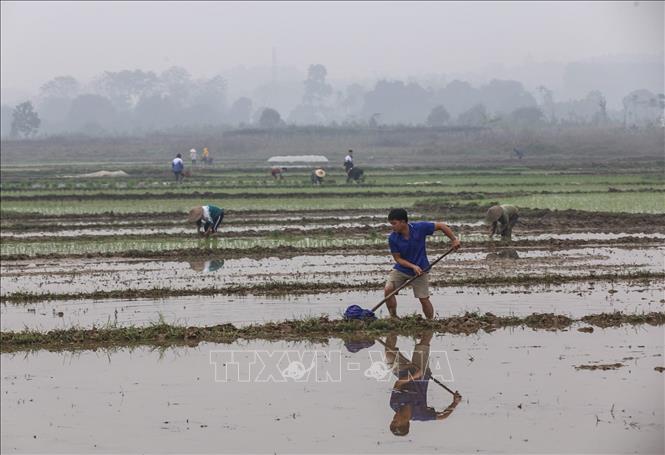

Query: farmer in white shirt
[[190, 148, 197, 165], [172, 153, 185, 183], [344, 149, 354, 173]]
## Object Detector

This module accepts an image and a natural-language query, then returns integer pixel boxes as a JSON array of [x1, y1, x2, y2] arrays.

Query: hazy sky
[[1, 1, 663, 94]]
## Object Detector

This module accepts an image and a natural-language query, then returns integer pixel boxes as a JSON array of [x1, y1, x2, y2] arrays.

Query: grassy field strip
[[493, 192, 665, 214], [0, 196, 428, 215], [4, 191, 664, 215]]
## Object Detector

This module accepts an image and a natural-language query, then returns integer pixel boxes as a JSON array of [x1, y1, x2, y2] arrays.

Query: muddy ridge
[[1, 311, 663, 353], [4, 187, 662, 202]]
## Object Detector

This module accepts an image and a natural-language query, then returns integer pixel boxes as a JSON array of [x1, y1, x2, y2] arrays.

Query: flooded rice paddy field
[[3, 282, 664, 332], [1, 167, 664, 452], [2, 326, 663, 453], [1, 245, 663, 297]]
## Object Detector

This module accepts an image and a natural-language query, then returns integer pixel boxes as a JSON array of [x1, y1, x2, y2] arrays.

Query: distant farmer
[[347, 166, 365, 184], [190, 148, 197, 165], [271, 167, 286, 180], [384, 331, 462, 437], [385, 208, 461, 319], [485, 204, 519, 241], [172, 153, 184, 183], [188, 204, 225, 237], [311, 168, 326, 185], [344, 149, 354, 173], [202, 147, 210, 165]]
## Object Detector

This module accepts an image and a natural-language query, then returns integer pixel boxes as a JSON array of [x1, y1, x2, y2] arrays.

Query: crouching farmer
[[188, 204, 225, 237], [311, 168, 326, 185], [385, 208, 461, 319], [346, 166, 365, 184], [485, 204, 519, 241]]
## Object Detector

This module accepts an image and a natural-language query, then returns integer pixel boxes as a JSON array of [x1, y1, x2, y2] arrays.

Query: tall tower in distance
[[271, 46, 277, 87]]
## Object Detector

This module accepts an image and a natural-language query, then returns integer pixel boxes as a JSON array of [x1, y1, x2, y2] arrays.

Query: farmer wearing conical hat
[[188, 204, 225, 237], [485, 204, 519, 241], [311, 168, 326, 185]]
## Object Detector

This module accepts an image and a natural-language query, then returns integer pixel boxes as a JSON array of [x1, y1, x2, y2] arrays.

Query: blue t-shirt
[[390, 369, 437, 421], [172, 158, 184, 172], [388, 222, 435, 276]]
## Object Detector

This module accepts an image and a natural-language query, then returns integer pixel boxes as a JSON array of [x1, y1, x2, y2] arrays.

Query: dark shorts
[[212, 210, 225, 232]]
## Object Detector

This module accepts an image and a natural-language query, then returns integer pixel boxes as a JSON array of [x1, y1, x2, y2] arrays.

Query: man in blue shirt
[[385, 331, 462, 436], [172, 153, 184, 183], [385, 208, 461, 319]]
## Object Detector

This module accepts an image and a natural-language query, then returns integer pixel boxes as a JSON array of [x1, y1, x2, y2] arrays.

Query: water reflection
[[381, 332, 462, 436], [187, 259, 225, 273], [345, 331, 462, 436]]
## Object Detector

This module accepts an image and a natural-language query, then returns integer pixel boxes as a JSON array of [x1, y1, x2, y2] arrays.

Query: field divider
[[1, 311, 663, 353]]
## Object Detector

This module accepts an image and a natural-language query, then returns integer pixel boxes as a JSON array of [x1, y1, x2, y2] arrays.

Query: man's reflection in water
[[383, 331, 462, 436]]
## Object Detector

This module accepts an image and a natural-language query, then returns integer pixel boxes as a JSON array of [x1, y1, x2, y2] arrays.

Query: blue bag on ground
[[344, 340, 376, 353], [344, 305, 376, 321]]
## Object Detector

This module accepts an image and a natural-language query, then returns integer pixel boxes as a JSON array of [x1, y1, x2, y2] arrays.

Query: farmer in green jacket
[[486, 204, 519, 241], [188, 204, 225, 237]]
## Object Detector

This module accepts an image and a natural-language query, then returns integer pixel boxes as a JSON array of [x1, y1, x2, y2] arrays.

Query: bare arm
[[435, 392, 462, 420], [488, 221, 498, 237], [392, 252, 422, 274], [434, 222, 461, 250]]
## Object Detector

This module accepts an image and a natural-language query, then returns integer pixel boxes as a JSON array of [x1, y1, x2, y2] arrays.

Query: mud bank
[[2, 311, 664, 352]]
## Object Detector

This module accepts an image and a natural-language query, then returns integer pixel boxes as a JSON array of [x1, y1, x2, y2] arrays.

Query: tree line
[[2, 64, 663, 138]]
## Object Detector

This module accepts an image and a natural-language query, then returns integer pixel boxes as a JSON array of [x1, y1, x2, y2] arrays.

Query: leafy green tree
[[10, 101, 41, 138], [457, 104, 487, 126], [509, 106, 544, 126], [362, 80, 430, 124], [426, 105, 450, 126], [259, 108, 283, 128], [39, 76, 80, 99], [1, 104, 13, 137], [303, 64, 332, 106], [67, 94, 117, 132], [228, 97, 253, 125], [94, 69, 158, 110]]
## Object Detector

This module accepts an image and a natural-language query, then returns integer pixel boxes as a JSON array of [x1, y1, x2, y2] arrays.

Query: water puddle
[[2, 326, 662, 453]]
